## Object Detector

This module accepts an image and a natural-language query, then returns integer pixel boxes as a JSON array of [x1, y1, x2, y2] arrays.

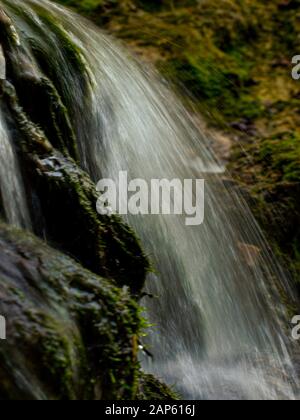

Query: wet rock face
[[0, 7, 149, 296], [0, 223, 141, 400], [0, 78, 149, 295]]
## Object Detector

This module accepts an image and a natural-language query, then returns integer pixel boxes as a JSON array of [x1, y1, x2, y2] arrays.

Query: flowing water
[[0, 107, 31, 229], [0, 0, 299, 400]]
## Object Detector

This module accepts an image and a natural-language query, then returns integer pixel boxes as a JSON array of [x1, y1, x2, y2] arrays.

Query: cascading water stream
[[0, 0, 299, 400], [0, 105, 31, 230]]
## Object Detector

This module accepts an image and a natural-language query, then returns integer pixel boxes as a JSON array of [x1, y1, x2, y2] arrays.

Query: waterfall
[[0, 108, 31, 229], [0, 0, 299, 400]]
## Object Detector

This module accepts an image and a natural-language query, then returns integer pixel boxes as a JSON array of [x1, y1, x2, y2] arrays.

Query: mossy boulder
[[0, 222, 144, 399], [0, 222, 178, 400]]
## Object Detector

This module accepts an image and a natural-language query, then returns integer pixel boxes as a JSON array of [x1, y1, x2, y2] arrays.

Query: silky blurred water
[[0, 0, 299, 400], [0, 110, 31, 229]]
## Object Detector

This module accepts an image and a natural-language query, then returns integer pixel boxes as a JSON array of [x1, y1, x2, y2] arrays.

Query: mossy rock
[[0, 222, 142, 399], [137, 373, 179, 400], [0, 223, 177, 400]]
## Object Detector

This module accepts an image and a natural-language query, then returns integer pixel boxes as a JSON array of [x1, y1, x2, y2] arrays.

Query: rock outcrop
[[0, 5, 175, 400]]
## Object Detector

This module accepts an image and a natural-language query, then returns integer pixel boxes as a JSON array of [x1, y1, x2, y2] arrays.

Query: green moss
[[229, 133, 300, 292], [259, 133, 300, 183], [58, 0, 112, 15], [0, 5, 80, 160], [29, 6, 89, 79], [0, 223, 150, 399], [52, 0, 300, 127], [37, 317, 78, 400], [2, 0, 93, 160], [137, 373, 180, 400], [57, 0, 277, 126]]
